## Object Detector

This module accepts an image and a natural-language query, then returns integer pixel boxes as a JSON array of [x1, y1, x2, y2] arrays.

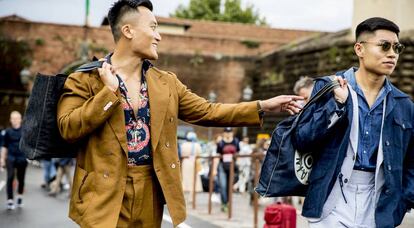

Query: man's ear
[[354, 43, 364, 58], [121, 24, 134, 39]]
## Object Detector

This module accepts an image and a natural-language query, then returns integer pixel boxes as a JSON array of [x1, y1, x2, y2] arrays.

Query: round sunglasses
[[359, 41, 405, 54]]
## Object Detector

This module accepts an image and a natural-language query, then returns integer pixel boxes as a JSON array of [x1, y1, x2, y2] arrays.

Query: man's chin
[[381, 69, 395, 76], [135, 51, 158, 60], [369, 67, 394, 77], [145, 54, 158, 61]]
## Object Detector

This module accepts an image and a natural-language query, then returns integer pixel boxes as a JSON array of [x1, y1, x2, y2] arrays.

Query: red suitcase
[[263, 202, 296, 228]]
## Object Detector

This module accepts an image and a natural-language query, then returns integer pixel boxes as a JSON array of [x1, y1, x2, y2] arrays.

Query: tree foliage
[[172, 0, 267, 25], [0, 35, 32, 90]]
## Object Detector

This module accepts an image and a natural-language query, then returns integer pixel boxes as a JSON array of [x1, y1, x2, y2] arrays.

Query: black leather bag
[[255, 78, 339, 197], [19, 61, 103, 159]]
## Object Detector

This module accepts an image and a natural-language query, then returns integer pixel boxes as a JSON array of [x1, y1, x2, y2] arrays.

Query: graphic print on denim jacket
[[116, 63, 152, 166]]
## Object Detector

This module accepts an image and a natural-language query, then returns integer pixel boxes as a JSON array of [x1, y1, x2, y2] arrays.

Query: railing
[[181, 153, 265, 228]]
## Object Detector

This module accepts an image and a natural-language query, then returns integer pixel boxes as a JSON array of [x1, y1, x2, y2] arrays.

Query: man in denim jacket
[[293, 17, 413, 228]]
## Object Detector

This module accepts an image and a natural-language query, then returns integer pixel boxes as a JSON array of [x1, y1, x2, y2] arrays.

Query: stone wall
[[250, 30, 414, 138]]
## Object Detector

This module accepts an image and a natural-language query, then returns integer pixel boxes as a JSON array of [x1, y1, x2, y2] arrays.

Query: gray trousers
[[308, 170, 376, 228]]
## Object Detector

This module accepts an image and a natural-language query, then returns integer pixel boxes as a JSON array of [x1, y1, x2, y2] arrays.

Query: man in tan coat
[[57, 0, 302, 227]]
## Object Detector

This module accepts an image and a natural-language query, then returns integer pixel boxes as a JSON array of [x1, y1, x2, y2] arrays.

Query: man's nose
[[155, 31, 162, 42]]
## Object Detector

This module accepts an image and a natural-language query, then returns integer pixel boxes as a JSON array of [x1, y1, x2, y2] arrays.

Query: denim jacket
[[292, 70, 414, 228]]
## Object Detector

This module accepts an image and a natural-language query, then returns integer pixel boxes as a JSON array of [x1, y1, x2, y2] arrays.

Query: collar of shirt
[[343, 67, 392, 109], [104, 52, 153, 73]]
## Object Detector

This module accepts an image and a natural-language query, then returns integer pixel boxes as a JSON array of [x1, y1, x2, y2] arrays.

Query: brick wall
[[0, 20, 257, 137]]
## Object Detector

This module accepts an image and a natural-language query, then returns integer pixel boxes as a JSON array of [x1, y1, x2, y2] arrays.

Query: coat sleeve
[[293, 78, 348, 151], [57, 72, 121, 143], [172, 72, 261, 127], [403, 101, 414, 209]]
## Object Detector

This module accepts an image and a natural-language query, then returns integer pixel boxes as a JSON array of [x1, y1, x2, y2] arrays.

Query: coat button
[[385, 189, 391, 195], [387, 165, 392, 171], [385, 141, 390, 146], [169, 117, 174, 123], [344, 178, 348, 183], [171, 163, 176, 169], [402, 123, 406, 129], [103, 171, 109, 178], [165, 142, 170, 148]]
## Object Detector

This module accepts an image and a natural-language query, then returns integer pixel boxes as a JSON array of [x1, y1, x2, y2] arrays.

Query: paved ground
[[0, 165, 216, 228], [1, 164, 413, 227], [185, 190, 414, 228]]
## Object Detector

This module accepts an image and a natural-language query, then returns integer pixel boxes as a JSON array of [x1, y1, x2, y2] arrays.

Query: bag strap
[[301, 77, 340, 112], [294, 77, 340, 122], [75, 60, 104, 73], [75, 54, 112, 73]]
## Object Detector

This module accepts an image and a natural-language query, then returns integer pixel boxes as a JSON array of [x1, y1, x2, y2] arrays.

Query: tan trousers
[[116, 165, 164, 228]]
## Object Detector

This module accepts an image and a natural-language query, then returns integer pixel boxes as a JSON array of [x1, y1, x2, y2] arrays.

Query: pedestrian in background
[[293, 17, 413, 227], [234, 136, 252, 193], [40, 158, 56, 190], [216, 127, 240, 212], [48, 158, 73, 197], [249, 138, 269, 205], [0, 111, 27, 210], [180, 132, 202, 202], [293, 76, 314, 104], [0, 128, 5, 172]]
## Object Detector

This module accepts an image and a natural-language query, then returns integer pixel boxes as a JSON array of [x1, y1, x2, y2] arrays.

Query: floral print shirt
[[116, 60, 152, 166]]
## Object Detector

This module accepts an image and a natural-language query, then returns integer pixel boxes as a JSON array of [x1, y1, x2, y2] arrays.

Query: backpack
[[255, 77, 339, 197], [19, 60, 104, 160]]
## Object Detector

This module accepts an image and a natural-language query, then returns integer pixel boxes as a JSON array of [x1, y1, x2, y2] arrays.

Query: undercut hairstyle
[[355, 17, 400, 42], [108, 0, 153, 42]]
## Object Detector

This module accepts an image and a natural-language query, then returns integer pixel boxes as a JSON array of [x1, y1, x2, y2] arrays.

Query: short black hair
[[108, 0, 153, 42], [355, 17, 400, 41]]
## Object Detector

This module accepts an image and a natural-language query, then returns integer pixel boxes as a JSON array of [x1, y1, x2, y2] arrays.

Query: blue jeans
[[218, 162, 230, 205], [42, 159, 56, 184]]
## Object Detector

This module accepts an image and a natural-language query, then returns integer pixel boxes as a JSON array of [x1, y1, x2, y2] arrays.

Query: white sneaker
[[6, 199, 15, 210], [211, 193, 221, 203]]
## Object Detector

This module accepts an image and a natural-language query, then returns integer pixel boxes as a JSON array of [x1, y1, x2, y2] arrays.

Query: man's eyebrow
[[379, 39, 398, 43]]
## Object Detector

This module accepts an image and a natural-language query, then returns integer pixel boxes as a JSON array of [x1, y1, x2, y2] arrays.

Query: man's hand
[[259, 95, 304, 115], [0, 158, 5, 171], [97, 61, 119, 92], [333, 76, 348, 104]]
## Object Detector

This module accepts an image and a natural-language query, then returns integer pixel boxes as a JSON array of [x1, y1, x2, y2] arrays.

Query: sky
[[0, 0, 353, 32]]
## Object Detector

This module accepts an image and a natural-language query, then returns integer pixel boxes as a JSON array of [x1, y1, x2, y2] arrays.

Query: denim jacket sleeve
[[293, 78, 348, 151], [402, 101, 414, 209], [57, 72, 121, 143]]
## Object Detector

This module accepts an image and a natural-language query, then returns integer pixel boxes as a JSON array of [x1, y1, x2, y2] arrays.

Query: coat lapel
[[89, 74, 128, 155], [147, 69, 170, 153]]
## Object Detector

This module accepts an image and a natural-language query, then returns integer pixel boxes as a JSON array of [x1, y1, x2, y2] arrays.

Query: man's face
[[128, 7, 162, 60], [223, 131, 233, 138], [356, 29, 400, 76], [10, 112, 22, 128], [298, 86, 313, 103]]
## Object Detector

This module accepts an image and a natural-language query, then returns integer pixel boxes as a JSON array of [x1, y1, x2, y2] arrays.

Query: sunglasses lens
[[394, 43, 405, 54], [381, 42, 392, 52]]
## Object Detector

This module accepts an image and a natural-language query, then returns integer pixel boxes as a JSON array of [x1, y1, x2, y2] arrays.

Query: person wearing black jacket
[[0, 111, 27, 210]]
